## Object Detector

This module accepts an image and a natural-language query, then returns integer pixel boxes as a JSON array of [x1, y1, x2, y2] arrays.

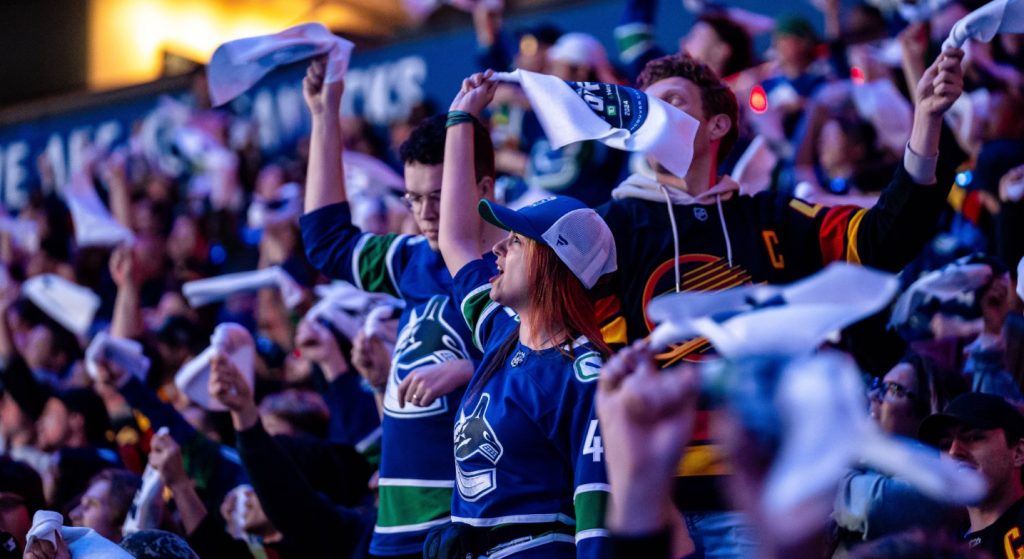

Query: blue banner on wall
[[0, 0, 814, 209]]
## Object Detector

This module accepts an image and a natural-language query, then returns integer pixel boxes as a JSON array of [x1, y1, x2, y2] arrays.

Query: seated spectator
[[0, 458, 45, 554], [68, 468, 142, 543], [919, 393, 1024, 558]]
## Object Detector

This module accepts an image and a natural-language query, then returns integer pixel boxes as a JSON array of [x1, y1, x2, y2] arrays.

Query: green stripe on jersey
[[461, 284, 495, 350], [356, 234, 402, 296], [574, 489, 609, 533], [377, 485, 453, 529]]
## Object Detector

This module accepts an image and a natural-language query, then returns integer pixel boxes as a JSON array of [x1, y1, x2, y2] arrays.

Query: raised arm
[[303, 57, 347, 212], [109, 245, 144, 340], [906, 48, 965, 175], [439, 71, 498, 277]]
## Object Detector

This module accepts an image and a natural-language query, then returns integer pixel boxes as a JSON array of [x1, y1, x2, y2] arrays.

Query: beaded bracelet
[[446, 110, 477, 129]]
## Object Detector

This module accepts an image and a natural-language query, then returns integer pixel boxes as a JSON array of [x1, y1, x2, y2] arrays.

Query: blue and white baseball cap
[[478, 195, 617, 289]]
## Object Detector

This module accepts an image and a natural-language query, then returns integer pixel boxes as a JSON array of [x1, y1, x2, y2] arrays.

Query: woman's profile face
[[869, 363, 921, 438], [489, 232, 531, 310]]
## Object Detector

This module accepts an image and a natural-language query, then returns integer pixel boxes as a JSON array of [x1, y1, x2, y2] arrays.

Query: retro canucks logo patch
[[568, 81, 649, 134], [574, 351, 603, 382], [454, 394, 504, 501]]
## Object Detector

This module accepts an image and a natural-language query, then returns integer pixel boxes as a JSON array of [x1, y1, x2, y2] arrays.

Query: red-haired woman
[[429, 70, 618, 559]]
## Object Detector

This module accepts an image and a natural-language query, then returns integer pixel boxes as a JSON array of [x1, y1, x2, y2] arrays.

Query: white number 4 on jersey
[[583, 419, 603, 462]]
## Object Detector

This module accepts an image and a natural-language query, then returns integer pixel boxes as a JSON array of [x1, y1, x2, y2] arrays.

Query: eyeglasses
[[869, 377, 917, 401], [402, 191, 442, 209]]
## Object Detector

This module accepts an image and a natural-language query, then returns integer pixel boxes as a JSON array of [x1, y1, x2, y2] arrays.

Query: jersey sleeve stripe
[[573, 483, 611, 499], [575, 528, 610, 542], [574, 489, 609, 533], [384, 234, 409, 298], [355, 233, 403, 296], [460, 283, 495, 349], [844, 209, 867, 265], [818, 206, 857, 265], [351, 233, 370, 291]]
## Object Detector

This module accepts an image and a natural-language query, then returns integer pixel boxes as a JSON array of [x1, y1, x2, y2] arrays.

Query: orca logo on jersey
[[384, 295, 470, 418], [567, 81, 648, 134], [454, 394, 504, 501]]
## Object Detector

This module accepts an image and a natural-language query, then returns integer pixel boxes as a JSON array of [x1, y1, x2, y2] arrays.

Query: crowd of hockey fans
[[4, 0, 1024, 557]]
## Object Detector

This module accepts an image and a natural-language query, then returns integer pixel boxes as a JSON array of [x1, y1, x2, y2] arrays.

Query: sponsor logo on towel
[[568, 81, 648, 134]]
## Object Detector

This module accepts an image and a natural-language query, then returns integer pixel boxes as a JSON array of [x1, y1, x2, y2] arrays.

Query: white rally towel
[[729, 135, 778, 195], [0, 213, 40, 252], [175, 323, 256, 411], [306, 281, 404, 340], [27, 510, 134, 558], [944, 0, 1024, 49], [246, 182, 302, 230], [208, 22, 354, 107], [85, 332, 151, 383], [64, 172, 135, 248], [851, 79, 913, 156], [1018, 257, 1024, 303], [122, 427, 169, 535], [22, 274, 101, 337], [344, 151, 405, 197], [491, 70, 700, 177], [183, 266, 304, 309], [731, 351, 986, 544], [647, 263, 899, 357]]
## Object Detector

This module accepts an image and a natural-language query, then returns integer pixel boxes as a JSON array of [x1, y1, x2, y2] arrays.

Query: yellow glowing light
[[87, 0, 391, 91]]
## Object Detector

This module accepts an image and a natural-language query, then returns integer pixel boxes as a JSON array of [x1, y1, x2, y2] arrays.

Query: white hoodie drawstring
[[659, 184, 682, 293], [716, 194, 733, 267]]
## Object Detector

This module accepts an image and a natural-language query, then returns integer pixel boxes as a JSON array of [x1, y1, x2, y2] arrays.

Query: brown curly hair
[[637, 54, 739, 162]]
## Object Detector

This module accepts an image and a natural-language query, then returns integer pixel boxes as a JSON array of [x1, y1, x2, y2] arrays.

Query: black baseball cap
[[919, 392, 1024, 446]]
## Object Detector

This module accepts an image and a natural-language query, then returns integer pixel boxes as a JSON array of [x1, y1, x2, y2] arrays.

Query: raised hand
[[23, 531, 70, 559], [351, 330, 392, 392], [209, 354, 258, 430], [449, 70, 499, 119], [597, 340, 700, 539], [303, 56, 345, 119], [916, 48, 965, 117], [149, 430, 187, 487], [109, 244, 141, 288]]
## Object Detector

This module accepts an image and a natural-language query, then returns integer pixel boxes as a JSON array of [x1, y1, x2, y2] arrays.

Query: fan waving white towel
[[22, 274, 101, 337], [183, 266, 304, 309], [646, 263, 899, 356], [65, 172, 135, 248], [175, 323, 256, 411], [208, 22, 354, 107], [944, 0, 1024, 49], [27, 510, 133, 558], [85, 332, 151, 383], [491, 70, 700, 178]]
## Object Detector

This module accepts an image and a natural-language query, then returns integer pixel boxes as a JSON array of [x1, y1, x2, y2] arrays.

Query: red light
[[749, 85, 768, 114], [851, 67, 866, 85]]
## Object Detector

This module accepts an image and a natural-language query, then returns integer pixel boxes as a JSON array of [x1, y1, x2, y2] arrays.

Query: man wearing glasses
[[300, 62, 505, 559]]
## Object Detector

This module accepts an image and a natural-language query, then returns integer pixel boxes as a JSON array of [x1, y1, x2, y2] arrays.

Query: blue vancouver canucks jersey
[[301, 202, 485, 556], [450, 258, 609, 559]]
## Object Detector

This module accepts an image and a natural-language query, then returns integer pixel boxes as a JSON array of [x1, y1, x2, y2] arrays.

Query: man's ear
[[707, 114, 732, 143], [477, 175, 496, 202], [1012, 438, 1024, 468]]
